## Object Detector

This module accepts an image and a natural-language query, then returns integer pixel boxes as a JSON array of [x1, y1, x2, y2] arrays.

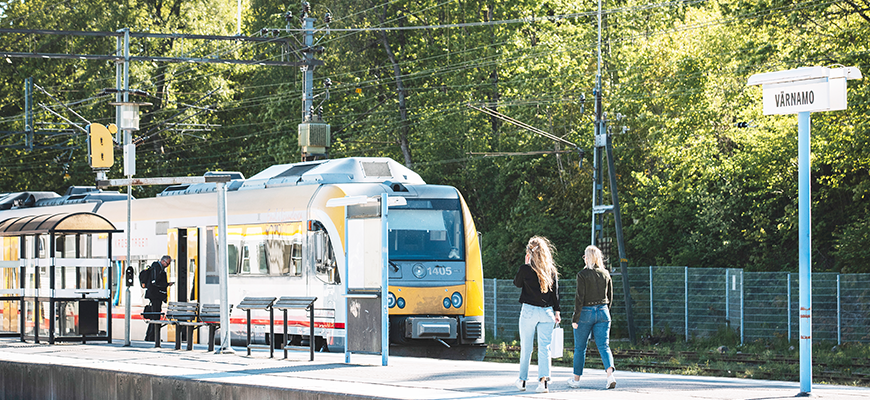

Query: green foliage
[[1, 1, 869, 274]]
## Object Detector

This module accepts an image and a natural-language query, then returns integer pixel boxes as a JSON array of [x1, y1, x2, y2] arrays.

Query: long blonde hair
[[527, 236, 559, 293], [584, 245, 606, 270]]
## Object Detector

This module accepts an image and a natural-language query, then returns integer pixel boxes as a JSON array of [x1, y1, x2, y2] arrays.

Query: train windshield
[[388, 199, 464, 261]]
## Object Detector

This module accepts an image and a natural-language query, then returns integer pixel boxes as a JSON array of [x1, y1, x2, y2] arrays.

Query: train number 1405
[[428, 265, 452, 276]]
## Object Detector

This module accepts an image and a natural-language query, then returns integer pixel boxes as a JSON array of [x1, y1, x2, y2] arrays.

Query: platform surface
[[0, 338, 867, 399]]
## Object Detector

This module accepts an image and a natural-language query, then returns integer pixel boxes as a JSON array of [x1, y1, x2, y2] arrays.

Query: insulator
[[324, 78, 332, 88], [302, 2, 310, 14], [324, 13, 332, 24], [284, 11, 293, 22]]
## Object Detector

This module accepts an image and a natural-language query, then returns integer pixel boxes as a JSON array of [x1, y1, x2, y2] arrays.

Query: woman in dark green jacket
[[566, 245, 616, 390]]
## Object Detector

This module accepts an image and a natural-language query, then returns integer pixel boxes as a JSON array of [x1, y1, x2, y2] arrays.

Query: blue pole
[[344, 205, 351, 364], [381, 193, 390, 366], [798, 111, 812, 395]]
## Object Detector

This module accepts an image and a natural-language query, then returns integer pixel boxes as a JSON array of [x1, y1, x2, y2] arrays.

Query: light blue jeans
[[518, 303, 556, 381], [572, 304, 615, 376]]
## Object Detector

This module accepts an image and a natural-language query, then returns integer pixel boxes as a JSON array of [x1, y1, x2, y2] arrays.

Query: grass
[[484, 327, 870, 386]]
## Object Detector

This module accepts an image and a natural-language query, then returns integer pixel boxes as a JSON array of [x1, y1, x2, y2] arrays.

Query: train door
[[199, 227, 219, 305], [166, 228, 198, 303]]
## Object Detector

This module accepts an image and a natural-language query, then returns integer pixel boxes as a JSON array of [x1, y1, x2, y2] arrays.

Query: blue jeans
[[572, 304, 615, 376], [518, 303, 556, 380]]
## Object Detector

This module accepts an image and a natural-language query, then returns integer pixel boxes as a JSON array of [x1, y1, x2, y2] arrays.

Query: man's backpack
[[138, 267, 151, 289]]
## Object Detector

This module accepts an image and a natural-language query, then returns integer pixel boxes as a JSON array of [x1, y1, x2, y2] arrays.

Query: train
[[0, 157, 486, 359]]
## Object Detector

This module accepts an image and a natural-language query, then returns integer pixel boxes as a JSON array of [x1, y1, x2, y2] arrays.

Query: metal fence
[[484, 267, 870, 346]]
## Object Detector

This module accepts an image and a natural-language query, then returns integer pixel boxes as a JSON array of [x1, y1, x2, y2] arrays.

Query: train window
[[241, 245, 250, 273], [387, 199, 464, 261], [258, 244, 269, 274], [313, 229, 339, 284], [227, 244, 239, 274], [290, 241, 302, 276]]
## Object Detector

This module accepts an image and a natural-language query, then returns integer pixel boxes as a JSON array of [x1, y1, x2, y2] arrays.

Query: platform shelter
[[0, 212, 119, 344]]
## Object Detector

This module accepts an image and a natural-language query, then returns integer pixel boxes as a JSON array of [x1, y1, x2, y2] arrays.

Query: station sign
[[748, 66, 862, 115]]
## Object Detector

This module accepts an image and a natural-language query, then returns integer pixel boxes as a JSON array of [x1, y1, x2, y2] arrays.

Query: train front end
[[383, 185, 485, 357]]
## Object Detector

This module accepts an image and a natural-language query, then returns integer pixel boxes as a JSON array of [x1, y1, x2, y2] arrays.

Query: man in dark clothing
[[144, 255, 173, 341]]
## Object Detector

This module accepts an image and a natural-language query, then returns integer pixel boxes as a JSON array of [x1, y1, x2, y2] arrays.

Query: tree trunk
[[379, 7, 413, 167]]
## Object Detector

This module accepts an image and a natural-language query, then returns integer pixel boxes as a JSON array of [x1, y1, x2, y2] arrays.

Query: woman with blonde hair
[[567, 245, 617, 389], [513, 236, 561, 393]]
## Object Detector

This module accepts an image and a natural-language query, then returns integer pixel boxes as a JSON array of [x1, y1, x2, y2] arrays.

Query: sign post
[[748, 66, 862, 396]]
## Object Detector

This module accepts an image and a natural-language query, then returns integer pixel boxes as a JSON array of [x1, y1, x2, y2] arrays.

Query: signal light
[[87, 123, 116, 169]]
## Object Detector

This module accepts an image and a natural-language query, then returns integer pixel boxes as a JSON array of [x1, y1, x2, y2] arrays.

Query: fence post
[[837, 274, 841, 346], [492, 278, 497, 340], [685, 266, 688, 342], [740, 270, 744, 345], [787, 273, 792, 341], [725, 269, 730, 327], [649, 266, 654, 334]]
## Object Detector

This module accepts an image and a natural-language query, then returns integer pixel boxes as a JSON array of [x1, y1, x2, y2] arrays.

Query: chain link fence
[[485, 268, 870, 347]]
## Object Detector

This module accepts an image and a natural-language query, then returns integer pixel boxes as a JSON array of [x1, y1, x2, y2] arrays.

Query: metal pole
[[684, 266, 688, 342], [836, 275, 841, 346], [740, 270, 744, 345], [301, 17, 315, 122], [649, 266, 654, 333], [491, 278, 497, 340], [24, 77, 33, 151], [121, 28, 132, 346], [236, 0, 242, 36], [725, 270, 730, 327], [217, 181, 233, 353], [787, 273, 792, 341], [124, 270, 131, 346], [381, 193, 389, 366], [343, 204, 350, 364], [797, 111, 812, 396], [605, 133, 635, 344]]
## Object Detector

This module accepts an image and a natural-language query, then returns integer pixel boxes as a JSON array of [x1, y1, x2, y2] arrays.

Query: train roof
[[0, 158, 431, 208], [158, 157, 425, 197]]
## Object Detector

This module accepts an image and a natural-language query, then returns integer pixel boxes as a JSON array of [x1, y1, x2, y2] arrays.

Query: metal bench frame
[[273, 296, 317, 361], [236, 297, 276, 357], [145, 301, 198, 348], [194, 303, 231, 352]]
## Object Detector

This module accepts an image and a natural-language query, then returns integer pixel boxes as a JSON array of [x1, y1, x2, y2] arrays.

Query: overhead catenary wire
[[0, 0, 860, 171]]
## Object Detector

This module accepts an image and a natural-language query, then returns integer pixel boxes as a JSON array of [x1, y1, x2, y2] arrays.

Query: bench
[[175, 303, 233, 351], [273, 296, 317, 361], [197, 303, 232, 352], [144, 301, 198, 348], [236, 297, 276, 357]]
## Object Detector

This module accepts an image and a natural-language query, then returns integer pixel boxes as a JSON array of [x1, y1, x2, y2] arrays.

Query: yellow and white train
[[0, 157, 485, 357]]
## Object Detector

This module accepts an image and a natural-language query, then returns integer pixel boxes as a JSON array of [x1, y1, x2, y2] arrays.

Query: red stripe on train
[[109, 312, 344, 329]]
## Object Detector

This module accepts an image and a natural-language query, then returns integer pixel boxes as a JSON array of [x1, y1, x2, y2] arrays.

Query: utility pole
[[294, 1, 332, 162], [591, 0, 636, 344]]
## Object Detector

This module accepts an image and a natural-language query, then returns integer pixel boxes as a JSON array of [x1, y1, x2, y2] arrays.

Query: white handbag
[[549, 324, 564, 358]]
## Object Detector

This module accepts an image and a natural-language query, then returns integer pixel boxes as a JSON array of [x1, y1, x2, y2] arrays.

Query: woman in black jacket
[[513, 236, 560, 393]]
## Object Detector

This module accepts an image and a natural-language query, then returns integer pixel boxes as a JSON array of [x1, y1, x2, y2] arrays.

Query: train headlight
[[443, 297, 452, 308], [451, 292, 463, 308], [388, 292, 396, 308], [397, 297, 405, 309], [412, 263, 426, 279]]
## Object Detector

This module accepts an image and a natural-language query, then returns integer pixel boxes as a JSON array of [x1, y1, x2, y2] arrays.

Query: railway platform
[[0, 338, 866, 399]]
